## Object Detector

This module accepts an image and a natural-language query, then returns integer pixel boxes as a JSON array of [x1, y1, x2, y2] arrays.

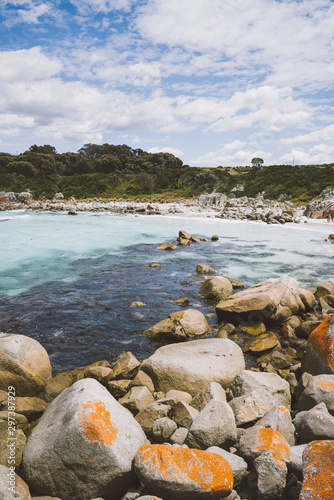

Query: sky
[[0, 0, 334, 167]]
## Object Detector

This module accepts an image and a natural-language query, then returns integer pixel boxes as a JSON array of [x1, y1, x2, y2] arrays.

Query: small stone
[[112, 352, 141, 380], [169, 427, 188, 445], [132, 371, 155, 393], [152, 417, 177, 442], [244, 332, 279, 352], [199, 276, 233, 302], [135, 401, 171, 435], [196, 263, 217, 274], [165, 390, 192, 404], [149, 263, 163, 268], [241, 323, 266, 335], [190, 382, 227, 412], [119, 386, 154, 415], [108, 379, 133, 398], [0, 396, 48, 422], [131, 301, 147, 307], [254, 451, 288, 500], [171, 401, 199, 429], [172, 298, 190, 306], [157, 242, 177, 251], [211, 235, 219, 241], [84, 366, 113, 385]]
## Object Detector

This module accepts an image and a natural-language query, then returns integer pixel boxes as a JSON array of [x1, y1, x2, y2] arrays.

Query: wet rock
[[302, 315, 334, 375], [143, 309, 210, 340], [257, 349, 293, 370], [141, 339, 245, 396], [149, 263, 162, 268], [157, 242, 177, 251], [226, 278, 246, 289], [22, 378, 148, 500], [186, 400, 237, 449], [244, 332, 279, 353], [293, 402, 334, 443], [199, 276, 233, 302], [133, 444, 233, 500], [216, 323, 236, 338], [196, 263, 217, 274], [0, 333, 52, 397], [172, 297, 190, 306], [300, 440, 334, 500], [211, 235, 219, 241], [298, 374, 334, 415], [216, 276, 308, 325], [190, 382, 226, 412], [240, 322, 266, 335]]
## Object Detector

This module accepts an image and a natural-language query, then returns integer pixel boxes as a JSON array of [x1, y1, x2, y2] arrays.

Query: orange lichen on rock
[[300, 440, 334, 500], [77, 400, 118, 446], [137, 444, 233, 493], [254, 427, 292, 464], [313, 379, 334, 391], [308, 316, 334, 370]]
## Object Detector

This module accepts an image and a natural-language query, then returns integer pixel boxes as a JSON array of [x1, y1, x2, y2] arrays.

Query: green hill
[[0, 144, 333, 203]]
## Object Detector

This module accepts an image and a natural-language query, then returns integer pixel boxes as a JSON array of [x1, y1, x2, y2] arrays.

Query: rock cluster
[[2, 273, 334, 499]]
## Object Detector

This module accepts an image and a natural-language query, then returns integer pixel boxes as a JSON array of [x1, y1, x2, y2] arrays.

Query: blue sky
[[0, 0, 334, 166]]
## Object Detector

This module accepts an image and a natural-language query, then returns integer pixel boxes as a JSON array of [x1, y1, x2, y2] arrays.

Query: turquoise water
[[0, 211, 333, 372]]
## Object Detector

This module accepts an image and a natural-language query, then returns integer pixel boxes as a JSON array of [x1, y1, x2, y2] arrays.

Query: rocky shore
[[1, 230, 334, 500], [0, 190, 307, 224]]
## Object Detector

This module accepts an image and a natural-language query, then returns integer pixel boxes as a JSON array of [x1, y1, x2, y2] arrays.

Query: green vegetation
[[0, 144, 333, 203]]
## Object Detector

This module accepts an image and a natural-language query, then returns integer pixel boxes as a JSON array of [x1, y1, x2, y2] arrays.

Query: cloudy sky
[[1, 0, 334, 166]]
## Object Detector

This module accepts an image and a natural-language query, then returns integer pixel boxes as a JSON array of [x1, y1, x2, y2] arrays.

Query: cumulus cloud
[[191, 140, 271, 167], [0, 47, 62, 82], [148, 146, 184, 157], [68, 0, 136, 15]]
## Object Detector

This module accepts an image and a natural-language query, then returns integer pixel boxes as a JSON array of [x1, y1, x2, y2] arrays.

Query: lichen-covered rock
[[298, 374, 334, 415], [216, 276, 308, 324], [22, 378, 148, 500], [143, 309, 211, 340], [300, 440, 334, 500], [238, 426, 292, 464], [134, 444, 233, 500], [254, 406, 296, 446], [254, 451, 287, 500], [141, 339, 245, 396], [207, 447, 248, 486], [199, 277, 233, 302], [302, 315, 334, 375], [0, 333, 52, 396]]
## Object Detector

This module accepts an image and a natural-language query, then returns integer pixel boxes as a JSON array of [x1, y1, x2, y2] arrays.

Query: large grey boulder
[[22, 378, 148, 500], [141, 339, 245, 396], [186, 400, 237, 449], [190, 382, 226, 412], [230, 370, 291, 410], [298, 374, 334, 415], [0, 333, 52, 396], [254, 406, 296, 446], [216, 276, 309, 324], [302, 315, 334, 375], [143, 309, 210, 340], [0, 464, 31, 500], [293, 402, 334, 443]]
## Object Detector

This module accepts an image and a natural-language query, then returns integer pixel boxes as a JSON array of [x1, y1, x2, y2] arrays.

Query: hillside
[[0, 144, 333, 203]]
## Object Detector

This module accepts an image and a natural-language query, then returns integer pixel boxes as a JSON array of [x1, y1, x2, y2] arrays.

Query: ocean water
[[0, 210, 333, 373]]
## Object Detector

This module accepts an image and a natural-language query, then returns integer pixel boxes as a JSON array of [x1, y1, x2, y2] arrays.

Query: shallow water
[[0, 211, 333, 373]]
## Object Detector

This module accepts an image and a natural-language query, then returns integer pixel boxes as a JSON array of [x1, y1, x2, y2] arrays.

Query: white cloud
[[191, 140, 271, 167], [69, 0, 135, 15], [0, 47, 62, 82], [148, 146, 184, 157], [283, 124, 334, 145]]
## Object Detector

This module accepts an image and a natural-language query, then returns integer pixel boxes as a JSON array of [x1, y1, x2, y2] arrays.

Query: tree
[[28, 145, 57, 154], [251, 157, 264, 168]]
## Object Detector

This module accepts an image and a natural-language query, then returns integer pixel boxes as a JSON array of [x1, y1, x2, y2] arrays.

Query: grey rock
[[22, 379, 148, 500], [118, 386, 154, 415], [169, 427, 188, 445], [288, 444, 307, 480], [190, 382, 226, 412], [293, 402, 334, 443], [152, 417, 177, 442], [0, 464, 31, 499], [254, 406, 296, 446], [298, 374, 334, 415], [131, 371, 155, 393], [141, 339, 245, 396], [171, 401, 199, 429], [135, 401, 171, 435], [186, 400, 237, 449], [254, 451, 287, 500]]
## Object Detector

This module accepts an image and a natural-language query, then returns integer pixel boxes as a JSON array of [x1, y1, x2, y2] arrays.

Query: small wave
[[0, 214, 30, 222]]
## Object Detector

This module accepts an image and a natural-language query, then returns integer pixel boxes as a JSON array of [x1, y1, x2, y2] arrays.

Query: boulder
[[17, 191, 33, 202], [22, 378, 148, 500], [238, 426, 292, 464], [108, 379, 132, 398], [300, 440, 334, 500], [43, 372, 74, 402], [254, 406, 296, 446], [293, 402, 334, 443], [254, 451, 288, 500], [186, 400, 237, 449], [143, 309, 210, 340], [0, 396, 48, 422], [196, 263, 217, 274], [141, 339, 245, 396], [84, 366, 113, 385], [229, 391, 282, 427], [298, 374, 334, 415], [199, 277, 233, 302], [0, 464, 31, 500], [0, 333, 52, 396], [288, 444, 307, 480], [157, 242, 177, 251], [230, 370, 291, 410], [302, 315, 334, 375], [133, 444, 233, 500], [118, 386, 154, 415], [216, 276, 308, 324]]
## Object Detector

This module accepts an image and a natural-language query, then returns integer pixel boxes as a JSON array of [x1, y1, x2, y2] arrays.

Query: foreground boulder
[[302, 315, 334, 375], [22, 378, 147, 500], [134, 444, 233, 500], [141, 339, 245, 396], [0, 333, 52, 396], [143, 309, 210, 340], [216, 276, 312, 324], [300, 440, 334, 500]]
